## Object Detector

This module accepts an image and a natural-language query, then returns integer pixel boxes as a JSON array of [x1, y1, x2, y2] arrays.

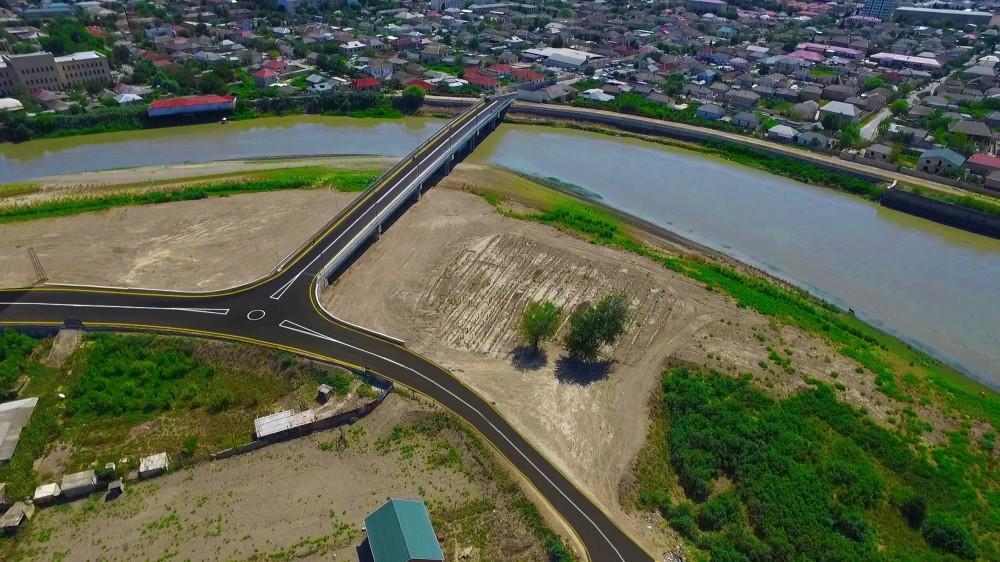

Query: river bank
[[2, 118, 998, 389]]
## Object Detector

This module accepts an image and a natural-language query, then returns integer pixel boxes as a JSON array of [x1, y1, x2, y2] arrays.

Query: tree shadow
[[554, 356, 614, 385], [510, 345, 548, 371]]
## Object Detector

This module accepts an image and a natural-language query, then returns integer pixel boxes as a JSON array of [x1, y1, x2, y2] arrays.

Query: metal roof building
[[0, 397, 38, 465], [362, 499, 444, 562]]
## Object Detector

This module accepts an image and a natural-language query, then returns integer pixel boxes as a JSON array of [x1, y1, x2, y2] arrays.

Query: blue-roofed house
[[918, 148, 965, 176], [359, 499, 444, 562]]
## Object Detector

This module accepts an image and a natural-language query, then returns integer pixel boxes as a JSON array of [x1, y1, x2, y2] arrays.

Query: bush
[[0, 330, 39, 397], [900, 494, 927, 528], [921, 513, 979, 559]]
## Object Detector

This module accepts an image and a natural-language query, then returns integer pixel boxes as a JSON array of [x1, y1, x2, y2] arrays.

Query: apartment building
[[0, 50, 111, 96]]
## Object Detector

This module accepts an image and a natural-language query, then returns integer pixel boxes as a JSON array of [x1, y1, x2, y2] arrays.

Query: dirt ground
[[0, 189, 358, 290], [8, 394, 550, 562], [320, 165, 950, 557], [0, 160, 957, 559]]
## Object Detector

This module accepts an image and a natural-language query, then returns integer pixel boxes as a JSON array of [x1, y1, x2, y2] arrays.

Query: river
[[2, 117, 998, 388]]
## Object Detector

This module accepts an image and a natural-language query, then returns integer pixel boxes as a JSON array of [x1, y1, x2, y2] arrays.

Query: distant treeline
[[0, 91, 408, 143]]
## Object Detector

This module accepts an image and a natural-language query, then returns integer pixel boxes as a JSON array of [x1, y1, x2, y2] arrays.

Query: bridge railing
[[272, 98, 488, 274], [312, 98, 511, 293]]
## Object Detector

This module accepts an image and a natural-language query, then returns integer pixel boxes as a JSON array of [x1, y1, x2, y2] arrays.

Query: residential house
[[918, 148, 965, 175], [789, 100, 819, 121], [696, 103, 725, 120], [352, 77, 381, 91], [732, 111, 760, 130], [819, 101, 861, 127], [253, 68, 279, 87], [726, 89, 759, 109], [795, 131, 832, 149], [767, 124, 798, 143], [966, 153, 1000, 176], [864, 143, 893, 161], [948, 120, 993, 143]]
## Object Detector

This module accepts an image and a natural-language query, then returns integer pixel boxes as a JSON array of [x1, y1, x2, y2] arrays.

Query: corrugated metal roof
[[364, 499, 444, 562], [254, 409, 316, 439], [0, 397, 38, 464]]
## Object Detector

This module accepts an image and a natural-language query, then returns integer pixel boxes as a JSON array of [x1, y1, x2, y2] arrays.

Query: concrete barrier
[[880, 188, 1000, 239]]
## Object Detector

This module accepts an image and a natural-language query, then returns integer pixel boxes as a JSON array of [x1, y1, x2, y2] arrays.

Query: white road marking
[[277, 318, 626, 562], [0, 302, 230, 315], [270, 99, 506, 301], [247, 309, 266, 321]]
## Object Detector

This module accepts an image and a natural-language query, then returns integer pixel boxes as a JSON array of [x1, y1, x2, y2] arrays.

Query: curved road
[[0, 96, 652, 562]]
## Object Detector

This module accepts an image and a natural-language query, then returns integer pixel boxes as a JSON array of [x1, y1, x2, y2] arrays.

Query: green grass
[[0, 332, 358, 499], [911, 186, 1000, 216], [634, 366, 996, 561], [475, 184, 1000, 430], [0, 182, 40, 199], [0, 166, 382, 224]]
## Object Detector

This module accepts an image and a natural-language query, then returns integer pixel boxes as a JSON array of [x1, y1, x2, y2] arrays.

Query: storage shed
[[61, 469, 97, 499], [0, 502, 34, 534], [360, 499, 444, 562], [139, 452, 169, 479], [33, 482, 61, 505]]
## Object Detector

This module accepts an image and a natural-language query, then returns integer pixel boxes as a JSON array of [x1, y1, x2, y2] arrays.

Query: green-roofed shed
[[362, 499, 444, 562]]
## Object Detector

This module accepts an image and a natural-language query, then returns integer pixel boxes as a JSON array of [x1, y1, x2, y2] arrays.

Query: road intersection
[[0, 95, 653, 562]]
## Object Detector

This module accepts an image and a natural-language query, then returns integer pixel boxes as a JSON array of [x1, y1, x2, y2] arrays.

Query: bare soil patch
[[0, 189, 356, 290], [320, 165, 953, 557]]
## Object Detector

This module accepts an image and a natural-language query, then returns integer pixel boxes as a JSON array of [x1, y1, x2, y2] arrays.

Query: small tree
[[182, 435, 198, 457], [889, 98, 909, 117], [921, 512, 979, 559], [563, 294, 630, 362], [519, 300, 562, 351], [397, 86, 425, 114]]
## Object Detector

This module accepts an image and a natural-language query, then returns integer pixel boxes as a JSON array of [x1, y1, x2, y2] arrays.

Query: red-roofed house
[[967, 153, 1000, 176], [463, 68, 499, 89], [262, 59, 288, 73], [788, 50, 825, 63], [253, 68, 280, 87], [352, 77, 381, 91], [512, 68, 546, 85], [486, 63, 513, 77], [406, 79, 437, 92]]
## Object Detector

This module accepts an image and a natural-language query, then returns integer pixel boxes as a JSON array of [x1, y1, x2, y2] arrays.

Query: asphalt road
[[0, 94, 653, 562]]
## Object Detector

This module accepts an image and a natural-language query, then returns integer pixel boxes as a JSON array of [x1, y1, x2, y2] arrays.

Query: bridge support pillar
[[414, 187, 421, 202], [374, 223, 382, 241]]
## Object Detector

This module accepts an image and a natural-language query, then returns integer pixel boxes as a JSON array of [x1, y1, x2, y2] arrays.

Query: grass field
[[0, 166, 381, 224]]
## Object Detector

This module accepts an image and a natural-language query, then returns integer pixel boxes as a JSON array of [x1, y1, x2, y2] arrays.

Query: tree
[[839, 124, 861, 148], [396, 85, 425, 114], [889, 98, 909, 117], [863, 76, 888, 91], [563, 294, 630, 362], [921, 513, 979, 559], [519, 300, 562, 351]]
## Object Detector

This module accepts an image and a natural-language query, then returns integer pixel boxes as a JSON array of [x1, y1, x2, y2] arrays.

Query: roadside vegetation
[[0, 166, 380, 224], [0, 332, 355, 499], [471, 177, 999, 430], [910, 185, 1000, 217], [633, 366, 996, 561], [378, 411, 576, 561]]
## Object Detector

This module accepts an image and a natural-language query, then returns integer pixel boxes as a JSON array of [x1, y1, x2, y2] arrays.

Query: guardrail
[[312, 98, 511, 288], [272, 99, 487, 276]]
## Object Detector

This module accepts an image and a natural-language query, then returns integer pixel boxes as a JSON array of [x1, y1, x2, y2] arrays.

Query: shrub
[[900, 494, 927, 528], [921, 512, 979, 559]]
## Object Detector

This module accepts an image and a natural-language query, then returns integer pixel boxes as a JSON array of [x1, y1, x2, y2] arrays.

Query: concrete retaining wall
[[880, 188, 1000, 239]]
